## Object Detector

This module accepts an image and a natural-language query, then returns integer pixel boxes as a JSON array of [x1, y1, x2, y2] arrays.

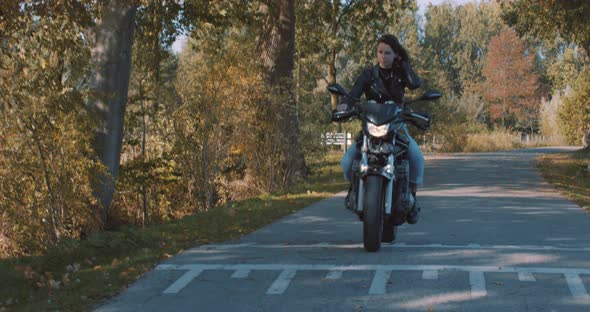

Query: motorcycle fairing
[[361, 101, 403, 126]]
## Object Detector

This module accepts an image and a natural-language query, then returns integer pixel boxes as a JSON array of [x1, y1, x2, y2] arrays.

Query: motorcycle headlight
[[367, 122, 389, 137]]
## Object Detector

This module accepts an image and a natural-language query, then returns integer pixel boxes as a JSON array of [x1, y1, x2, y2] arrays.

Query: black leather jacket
[[342, 61, 421, 106]]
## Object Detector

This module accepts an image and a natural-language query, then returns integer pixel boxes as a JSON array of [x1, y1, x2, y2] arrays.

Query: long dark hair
[[377, 34, 409, 62]]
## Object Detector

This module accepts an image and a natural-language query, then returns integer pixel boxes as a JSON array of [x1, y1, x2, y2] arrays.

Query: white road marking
[[469, 271, 487, 298], [199, 243, 590, 252], [565, 273, 590, 302], [157, 264, 590, 298], [369, 269, 391, 295], [163, 269, 203, 294], [518, 272, 536, 282], [422, 270, 439, 280], [267, 270, 297, 295], [156, 264, 590, 275], [325, 270, 343, 279], [231, 269, 251, 278]]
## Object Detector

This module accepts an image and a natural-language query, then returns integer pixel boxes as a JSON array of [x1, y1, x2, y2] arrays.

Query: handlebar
[[331, 109, 356, 122]]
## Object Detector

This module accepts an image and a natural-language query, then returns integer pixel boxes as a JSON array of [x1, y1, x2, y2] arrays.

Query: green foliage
[[114, 1, 187, 226], [0, 9, 102, 256], [0, 152, 346, 311], [2, 0, 587, 261], [547, 46, 584, 91], [422, 2, 504, 95], [559, 68, 590, 145], [427, 93, 470, 152], [175, 26, 268, 201], [111, 156, 181, 225], [502, 0, 590, 56]]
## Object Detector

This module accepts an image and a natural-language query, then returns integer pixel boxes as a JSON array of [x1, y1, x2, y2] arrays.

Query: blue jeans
[[340, 136, 424, 187]]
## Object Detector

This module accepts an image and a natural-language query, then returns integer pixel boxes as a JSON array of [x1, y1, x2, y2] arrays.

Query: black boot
[[345, 184, 354, 210], [407, 192, 420, 224]]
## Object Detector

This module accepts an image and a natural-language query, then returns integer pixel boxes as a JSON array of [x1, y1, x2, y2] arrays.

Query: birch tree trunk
[[87, 1, 137, 223]]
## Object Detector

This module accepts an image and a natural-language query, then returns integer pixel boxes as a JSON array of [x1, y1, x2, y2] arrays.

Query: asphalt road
[[96, 147, 590, 312]]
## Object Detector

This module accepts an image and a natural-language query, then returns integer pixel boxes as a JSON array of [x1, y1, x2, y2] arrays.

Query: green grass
[[536, 148, 590, 211], [0, 152, 348, 312]]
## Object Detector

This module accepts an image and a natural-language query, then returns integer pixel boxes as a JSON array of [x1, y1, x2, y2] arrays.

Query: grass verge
[[462, 132, 566, 153], [0, 152, 348, 312], [536, 148, 590, 211]]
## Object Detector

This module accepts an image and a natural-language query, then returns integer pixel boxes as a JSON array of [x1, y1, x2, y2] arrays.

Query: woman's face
[[377, 42, 398, 69]]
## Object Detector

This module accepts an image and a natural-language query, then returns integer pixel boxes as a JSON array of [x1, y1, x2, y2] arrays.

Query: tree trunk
[[87, 1, 137, 224], [202, 109, 210, 211], [328, 0, 339, 110], [259, 1, 295, 86], [34, 133, 59, 243], [140, 79, 148, 226], [257, 0, 309, 182]]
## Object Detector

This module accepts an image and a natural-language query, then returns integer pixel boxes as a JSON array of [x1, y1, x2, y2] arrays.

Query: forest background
[[0, 0, 589, 259]]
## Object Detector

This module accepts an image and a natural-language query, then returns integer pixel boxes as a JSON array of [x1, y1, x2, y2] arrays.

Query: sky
[[416, 0, 478, 16], [171, 0, 478, 54]]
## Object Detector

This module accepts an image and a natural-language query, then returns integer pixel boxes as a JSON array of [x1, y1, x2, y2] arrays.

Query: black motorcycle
[[329, 84, 441, 252]]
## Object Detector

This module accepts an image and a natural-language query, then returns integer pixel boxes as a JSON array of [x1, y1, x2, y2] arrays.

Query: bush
[[559, 68, 590, 145]]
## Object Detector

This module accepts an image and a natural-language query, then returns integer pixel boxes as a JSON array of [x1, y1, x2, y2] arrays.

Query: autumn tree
[[482, 29, 539, 131], [175, 30, 263, 210], [0, 2, 102, 254]]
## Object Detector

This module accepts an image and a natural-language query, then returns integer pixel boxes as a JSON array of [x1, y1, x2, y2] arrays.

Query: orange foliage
[[482, 28, 539, 129]]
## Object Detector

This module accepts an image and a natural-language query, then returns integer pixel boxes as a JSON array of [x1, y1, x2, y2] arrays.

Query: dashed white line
[[157, 264, 590, 299], [267, 270, 297, 295], [369, 269, 391, 295], [231, 269, 251, 278], [422, 270, 439, 280], [565, 273, 590, 302], [198, 243, 590, 252], [518, 272, 536, 282], [469, 271, 487, 298], [156, 263, 590, 275], [325, 270, 343, 279], [163, 269, 203, 294]]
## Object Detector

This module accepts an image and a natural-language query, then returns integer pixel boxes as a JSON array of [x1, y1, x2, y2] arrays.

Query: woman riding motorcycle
[[337, 34, 423, 224]]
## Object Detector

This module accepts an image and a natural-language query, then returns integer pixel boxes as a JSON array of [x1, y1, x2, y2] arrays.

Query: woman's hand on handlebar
[[336, 103, 350, 112]]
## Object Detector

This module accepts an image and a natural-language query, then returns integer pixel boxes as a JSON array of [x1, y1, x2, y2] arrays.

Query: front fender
[[361, 167, 394, 181]]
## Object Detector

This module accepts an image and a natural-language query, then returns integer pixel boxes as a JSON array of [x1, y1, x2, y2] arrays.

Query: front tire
[[363, 175, 384, 252]]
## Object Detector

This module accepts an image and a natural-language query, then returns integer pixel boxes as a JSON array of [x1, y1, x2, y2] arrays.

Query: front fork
[[356, 135, 396, 215]]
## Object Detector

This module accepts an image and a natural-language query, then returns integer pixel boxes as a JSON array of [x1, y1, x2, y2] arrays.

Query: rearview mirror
[[326, 84, 349, 97], [419, 90, 442, 101]]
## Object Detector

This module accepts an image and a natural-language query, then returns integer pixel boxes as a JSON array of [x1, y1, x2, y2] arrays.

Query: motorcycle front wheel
[[363, 175, 384, 252]]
